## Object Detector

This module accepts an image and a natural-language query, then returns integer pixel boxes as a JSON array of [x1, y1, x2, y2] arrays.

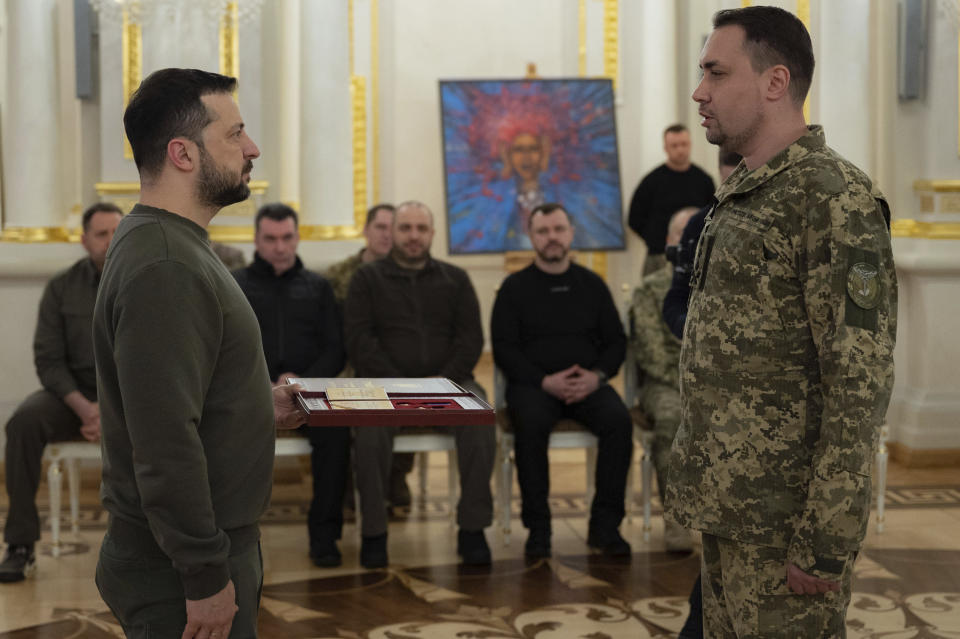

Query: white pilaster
[[3, 0, 62, 227], [299, 0, 352, 227]]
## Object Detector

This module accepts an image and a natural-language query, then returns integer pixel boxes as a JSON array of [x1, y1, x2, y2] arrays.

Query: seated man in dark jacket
[[233, 204, 346, 567], [344, 200, 495, 569], [491, 203, 633, 559]]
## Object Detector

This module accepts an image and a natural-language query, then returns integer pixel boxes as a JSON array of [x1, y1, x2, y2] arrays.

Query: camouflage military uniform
[[325, 249, 365, 305], [630, 264, 682, 505], [666, 126, 897, 637]]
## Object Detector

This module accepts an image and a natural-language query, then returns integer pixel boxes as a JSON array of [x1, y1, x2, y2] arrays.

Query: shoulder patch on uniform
[[846, 262, 881, 310]]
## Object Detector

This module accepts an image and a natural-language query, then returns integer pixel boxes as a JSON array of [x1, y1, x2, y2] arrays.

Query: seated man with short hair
[[491, 203, 633, 559], [1, 203, 123, 583], [630, 206, 697, 552], [233, 203, 346, 567], [344, 200, 496, 569]]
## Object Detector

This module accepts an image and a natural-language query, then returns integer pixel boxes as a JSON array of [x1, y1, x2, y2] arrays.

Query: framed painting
[[439, 78, 625, 254]]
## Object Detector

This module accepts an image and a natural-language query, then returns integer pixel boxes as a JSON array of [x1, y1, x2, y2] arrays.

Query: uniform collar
[[251, 251, 303, 279], [716, 125, 826, 204]]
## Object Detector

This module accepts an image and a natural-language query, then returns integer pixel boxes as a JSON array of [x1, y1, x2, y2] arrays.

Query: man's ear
[[765, 64, 792, 102], [167, 138, 197, 172]]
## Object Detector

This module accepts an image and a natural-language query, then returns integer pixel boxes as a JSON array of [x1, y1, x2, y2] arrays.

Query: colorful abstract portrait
[[440, 79, 625, 254]]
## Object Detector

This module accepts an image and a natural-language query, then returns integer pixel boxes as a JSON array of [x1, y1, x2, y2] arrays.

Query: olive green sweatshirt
[[93, 204, 274, 600]]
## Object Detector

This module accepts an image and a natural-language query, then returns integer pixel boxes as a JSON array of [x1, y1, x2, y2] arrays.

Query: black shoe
[[0, 544, 36, 583], [524, 528, 552, 559], [310, 539, 342, 568], [457, 529, 491, 565], [587, 526, 632, 557], [360, 533, 388, 569]]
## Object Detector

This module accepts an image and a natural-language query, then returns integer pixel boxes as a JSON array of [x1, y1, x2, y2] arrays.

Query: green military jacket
[[666, 126, 897, 573], [630, 265, 681, 389], [325, 250, 365, 305]]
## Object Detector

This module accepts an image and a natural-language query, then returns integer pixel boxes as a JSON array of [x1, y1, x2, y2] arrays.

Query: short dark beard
[[535, 242, 568, 264], [196, 144, 251, 209]]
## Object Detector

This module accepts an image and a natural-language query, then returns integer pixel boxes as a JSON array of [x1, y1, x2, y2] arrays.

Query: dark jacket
[[343, 254, 482, 382], [233, 253, 344, 380]]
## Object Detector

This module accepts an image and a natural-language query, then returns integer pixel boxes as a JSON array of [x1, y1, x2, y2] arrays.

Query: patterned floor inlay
[[4, 485, 959, 533], [3, 549, 959, 638]]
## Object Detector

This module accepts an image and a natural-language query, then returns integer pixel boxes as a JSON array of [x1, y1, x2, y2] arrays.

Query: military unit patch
[[847, 262, 881, 310]]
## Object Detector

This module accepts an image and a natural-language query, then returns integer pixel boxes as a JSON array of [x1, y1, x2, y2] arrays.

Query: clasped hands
[[541, 364, 600, 405]]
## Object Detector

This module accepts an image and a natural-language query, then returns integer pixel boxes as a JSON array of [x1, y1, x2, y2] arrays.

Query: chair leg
[[447, 449, 458, 528], [876, 424, 889, 534], [585, 446, 597, 511], [501, 436, 513, 547], [48, 459, 62, 558], [418, 451, 429, 498], [641, 432, 653, 543], [67, 459, 80, 535]]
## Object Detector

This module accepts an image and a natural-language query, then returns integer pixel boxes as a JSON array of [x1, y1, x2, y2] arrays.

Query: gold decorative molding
[[578, 0, 587, 76], [351, 75, 369, 230], [121, 9, 142, 160], [220, 2, 240, 87], [796, 0, 811, 122], [0, 226, 78, 243], [913, 179, 960, 192], [891, 219, 960, 239], [602, 0, 618, 90], [95, 180, 270, 196], [206, 224, 362, 243]]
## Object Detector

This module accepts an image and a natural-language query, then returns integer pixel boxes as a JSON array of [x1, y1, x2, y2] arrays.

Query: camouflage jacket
[[666, 126, 897, 573], [325, 250, 365, 305], [630, 265, 681, 389]]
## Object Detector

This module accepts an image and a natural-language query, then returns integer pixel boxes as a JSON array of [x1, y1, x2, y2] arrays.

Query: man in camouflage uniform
[[630, 206, 696, 552], [666, 7, 897, 638], [325, 203, 395, 305]]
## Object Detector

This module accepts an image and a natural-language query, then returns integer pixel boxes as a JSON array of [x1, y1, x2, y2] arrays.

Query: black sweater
[[233, 253, 344, 381], [491, 262, 625, 386], [627, 163, 715, 254]]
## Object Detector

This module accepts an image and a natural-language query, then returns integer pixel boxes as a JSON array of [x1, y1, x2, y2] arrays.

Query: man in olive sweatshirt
[[93, 68, 305, 639]]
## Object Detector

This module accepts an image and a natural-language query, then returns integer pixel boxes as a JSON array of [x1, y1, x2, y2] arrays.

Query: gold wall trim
[[207, 224, 362, 243], [220, 2, 240, 85], [913, 180, 960, 193], [351, 75, 368, 229], [796, 0, 810, 122], [0, 226, 78, 243], [891, 219, 960, 239], [602, 0, 618, 90], [95, 180, 270, 196], [122, 9, 142, 160]]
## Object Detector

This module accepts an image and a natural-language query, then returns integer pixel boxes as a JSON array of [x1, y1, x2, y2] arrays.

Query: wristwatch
[[592, 368, 609, 386]]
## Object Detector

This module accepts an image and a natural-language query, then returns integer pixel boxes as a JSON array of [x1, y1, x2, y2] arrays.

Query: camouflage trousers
[[700, 534, 854, 638], [638, 381, 681, 504]]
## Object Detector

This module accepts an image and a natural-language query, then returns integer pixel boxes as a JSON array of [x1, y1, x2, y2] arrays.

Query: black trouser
[[506, 384, 633, 533], [96, 518, 262, 638], [4, 389, 91, 545], [302, 425, 350, 550]]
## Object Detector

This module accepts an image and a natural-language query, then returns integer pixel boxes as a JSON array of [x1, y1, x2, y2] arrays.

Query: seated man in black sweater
[[491, 203, 633, 559]]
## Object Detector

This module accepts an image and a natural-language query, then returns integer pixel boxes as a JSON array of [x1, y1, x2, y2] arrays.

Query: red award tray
[[291, 377, 495, 428]]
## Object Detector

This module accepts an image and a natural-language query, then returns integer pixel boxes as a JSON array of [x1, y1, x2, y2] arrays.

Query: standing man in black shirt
[[491, 203, 633, 559], [233, 203, 346, 567], [627, 124, 715, 274]]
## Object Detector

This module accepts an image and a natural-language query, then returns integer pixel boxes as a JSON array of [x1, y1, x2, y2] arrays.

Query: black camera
[[665, 244, 679, 265]]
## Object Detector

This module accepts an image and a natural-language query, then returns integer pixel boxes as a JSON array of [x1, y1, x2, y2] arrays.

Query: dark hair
[[528, 202, 572, 229], [713, 6, 814, 106], [719, 150, 743, 168], [663, 124, 688, 137], [365, 203, 395, 227], [123, 68, 238, 179], [81, 202, 123, 232], [255, 203, 299, 232]]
